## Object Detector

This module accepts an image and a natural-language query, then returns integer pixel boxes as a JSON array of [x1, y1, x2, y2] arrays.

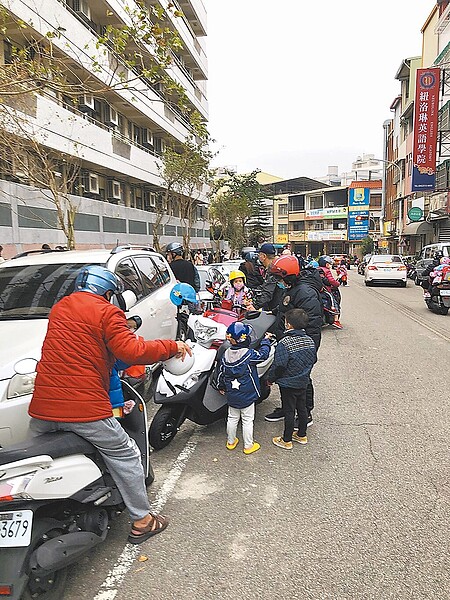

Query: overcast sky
[[205, 1, 434, 180]]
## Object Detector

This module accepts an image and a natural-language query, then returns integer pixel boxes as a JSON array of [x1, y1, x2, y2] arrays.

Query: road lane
[[63, 269, 450, 600]]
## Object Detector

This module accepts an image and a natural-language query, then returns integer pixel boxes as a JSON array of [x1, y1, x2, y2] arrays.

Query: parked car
[[0, 246, 178, 448], [210, 260, 243, 279], [196, 265, 226, 291], [414, 243, 450, 286], [364, 254, 407, 287]]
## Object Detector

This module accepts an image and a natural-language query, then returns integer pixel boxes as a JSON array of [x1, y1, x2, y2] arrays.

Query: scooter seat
[[0, 432, 95, 466]]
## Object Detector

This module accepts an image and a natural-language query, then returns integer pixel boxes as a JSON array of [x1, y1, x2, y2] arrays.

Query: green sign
[[408, 207, 423, 222]]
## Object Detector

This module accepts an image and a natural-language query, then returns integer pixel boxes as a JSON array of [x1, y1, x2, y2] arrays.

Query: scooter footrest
[[79, 487, 112, 504]]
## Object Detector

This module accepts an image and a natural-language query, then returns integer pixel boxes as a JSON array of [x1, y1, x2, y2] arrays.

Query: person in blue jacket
[[109, 316, 142, 417], [217, 322, 271, 455]]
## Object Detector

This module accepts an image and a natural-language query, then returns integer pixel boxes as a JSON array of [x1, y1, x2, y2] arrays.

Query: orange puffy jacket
[[29, 291, 178, 422]]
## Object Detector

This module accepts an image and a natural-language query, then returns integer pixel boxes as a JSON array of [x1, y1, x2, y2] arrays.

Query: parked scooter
[[0, 372, 153, 600], [149, 309, 276, 450]]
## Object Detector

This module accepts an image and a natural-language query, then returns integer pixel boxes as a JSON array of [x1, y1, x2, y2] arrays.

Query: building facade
[[0, 0, 209, 256]]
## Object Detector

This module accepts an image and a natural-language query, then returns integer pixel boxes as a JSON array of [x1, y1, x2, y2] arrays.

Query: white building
[[0, 0, 209, 254]]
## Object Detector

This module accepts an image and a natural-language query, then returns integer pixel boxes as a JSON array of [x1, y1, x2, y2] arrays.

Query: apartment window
[[370, 194, 382, 208], [278, 224, 288, 235], [310, 196, 323, 210], [289, 195, 305, 211], [278, 204, 288, 216], [292, 221, 305, 231], [313, 222, 324, 230]]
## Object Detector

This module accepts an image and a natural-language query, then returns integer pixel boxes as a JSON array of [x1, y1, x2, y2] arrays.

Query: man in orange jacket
[[29, 265, 191, 544]]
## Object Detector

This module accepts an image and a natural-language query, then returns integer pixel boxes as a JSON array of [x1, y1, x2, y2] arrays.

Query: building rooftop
[[263, 177, 328, 195]]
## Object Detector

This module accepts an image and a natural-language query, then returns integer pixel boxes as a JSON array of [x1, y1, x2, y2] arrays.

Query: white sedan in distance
[[364, 254, 407, 287]]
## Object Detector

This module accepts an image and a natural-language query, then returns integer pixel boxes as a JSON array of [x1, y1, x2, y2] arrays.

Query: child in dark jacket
[[217, 322, 271, 455], [268, 309, 317, 450]]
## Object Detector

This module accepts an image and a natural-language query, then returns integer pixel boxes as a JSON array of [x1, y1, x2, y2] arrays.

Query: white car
[[0, 246, 178, 448], [364, 254, 407, 287]]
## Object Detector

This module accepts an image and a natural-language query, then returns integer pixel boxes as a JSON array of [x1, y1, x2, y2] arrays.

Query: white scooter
[[0, 372, 152, 600], [149, 309, 276, 450]]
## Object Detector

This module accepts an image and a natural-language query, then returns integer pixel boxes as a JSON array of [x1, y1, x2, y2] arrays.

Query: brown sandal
[[128, 513, 169, 545]]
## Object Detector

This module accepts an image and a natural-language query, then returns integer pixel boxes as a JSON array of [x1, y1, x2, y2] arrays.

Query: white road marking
[[93, 433, 200, 600]]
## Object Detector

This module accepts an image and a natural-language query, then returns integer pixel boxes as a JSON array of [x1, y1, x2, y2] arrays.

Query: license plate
[[384, 268, 392, 271], [0, 510, 33, 547], [440, 290, 450, 297]]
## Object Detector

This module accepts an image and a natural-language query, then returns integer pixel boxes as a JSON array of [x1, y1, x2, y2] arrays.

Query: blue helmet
[[75, 266, 122, 296], [226, 322, 252, 347], [170, 282, 197, 306], [318, 255, 333, 267], [307, 260, 319, 269]]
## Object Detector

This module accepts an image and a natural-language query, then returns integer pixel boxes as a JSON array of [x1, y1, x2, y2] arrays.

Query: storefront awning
[[402, 221, 433, 236]]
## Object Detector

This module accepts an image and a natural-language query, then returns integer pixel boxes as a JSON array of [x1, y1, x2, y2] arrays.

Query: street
[[63, 270, 450, 600]]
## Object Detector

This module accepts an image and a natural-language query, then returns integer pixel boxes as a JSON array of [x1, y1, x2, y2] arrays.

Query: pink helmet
[[440, 257, 450, 265]]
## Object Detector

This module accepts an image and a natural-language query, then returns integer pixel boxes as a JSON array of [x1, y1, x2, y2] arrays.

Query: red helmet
[[270, 255, 300, 278]]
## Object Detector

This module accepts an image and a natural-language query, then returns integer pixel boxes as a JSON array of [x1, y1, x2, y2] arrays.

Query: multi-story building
[[0, 0, 209, 254]]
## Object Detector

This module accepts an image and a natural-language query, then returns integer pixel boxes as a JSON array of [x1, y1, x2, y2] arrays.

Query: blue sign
[[348, 211, 370, 240], [349, 188, 370, 208]]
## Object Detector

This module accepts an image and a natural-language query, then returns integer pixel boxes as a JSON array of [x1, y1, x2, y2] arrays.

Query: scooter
[[0, 375, 152, 600], [321, 289, 340, 326], [423, 281, 450, 315], [149, 311, 276, 450]]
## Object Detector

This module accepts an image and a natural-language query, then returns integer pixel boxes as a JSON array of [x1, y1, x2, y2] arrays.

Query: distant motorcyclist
[[239, 248, 264, 289], [167, 242, 200, 292], [421, 251, 444, 290], [318, 255, 342, 329]]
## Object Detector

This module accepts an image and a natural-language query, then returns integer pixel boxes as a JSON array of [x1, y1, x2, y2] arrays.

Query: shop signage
[[323, 207, 348, 219], [305, 209, 323, 220], [348, 188, 370, 240], [412, 68, 440, 192], [407, 206, 424, 222], [275, 234, 289, 244], [307, 230, 347, 241]]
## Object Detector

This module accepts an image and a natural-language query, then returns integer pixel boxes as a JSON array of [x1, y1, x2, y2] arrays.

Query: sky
[[205, 1, 434, 181]]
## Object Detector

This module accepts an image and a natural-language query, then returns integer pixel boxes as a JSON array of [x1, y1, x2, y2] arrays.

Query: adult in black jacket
[[421, 251, 444, 290], [265, 255, 323, 423], [167, 242, 200, 292], [252, 243, 284, 312]]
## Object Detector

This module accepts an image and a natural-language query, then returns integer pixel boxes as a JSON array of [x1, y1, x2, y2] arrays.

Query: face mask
[[277, 281, 286, 289], [233, 282, 244, 291]]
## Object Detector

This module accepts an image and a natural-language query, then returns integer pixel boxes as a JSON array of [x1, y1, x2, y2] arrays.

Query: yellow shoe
[[243, 442, 261, 455], [292, 432, 308, 445], [226, 438, 239, 450], [272, 436, 293, 450]]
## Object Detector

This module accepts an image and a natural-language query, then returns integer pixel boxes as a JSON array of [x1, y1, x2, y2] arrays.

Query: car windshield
[[371, 255, 402, 264], [0, 263, 100, 319]]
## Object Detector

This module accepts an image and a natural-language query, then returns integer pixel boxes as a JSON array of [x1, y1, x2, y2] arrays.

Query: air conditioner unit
[[105, 104, 118, 127], [84, 172, 99, 195], [142, 128, 154, 148], [73, 0, 91, 20], [79, 93, 95, 112], [108, 180, 122, 202]]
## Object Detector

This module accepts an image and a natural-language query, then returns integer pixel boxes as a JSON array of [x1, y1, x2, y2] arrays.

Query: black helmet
[[166, 242, 183, 256]]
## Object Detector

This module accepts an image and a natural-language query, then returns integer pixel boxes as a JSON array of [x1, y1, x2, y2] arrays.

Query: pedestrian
[[194, 251, 204, 266], [166, 242, 200, 292], [217, 322, 271, 455], [251, 243, 284, 313], [265, 254, 322, 426], [269, 308, 317, 449], [239, 251, 264, 290], [0, 245, 4, 264], [28, 265, 192, 544]]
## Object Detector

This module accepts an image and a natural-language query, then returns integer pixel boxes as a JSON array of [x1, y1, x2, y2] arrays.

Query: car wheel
[[149, 406, 184, 450], [437, 305, 449, 316], [365, 280, 371, 286], [400, 281, 407, 288]]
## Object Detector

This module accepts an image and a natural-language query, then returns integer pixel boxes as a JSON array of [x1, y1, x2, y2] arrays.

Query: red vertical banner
[[412, 68, 440, 192]]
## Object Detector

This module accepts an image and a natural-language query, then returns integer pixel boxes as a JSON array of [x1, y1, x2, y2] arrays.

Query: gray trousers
[[29, 416, 151, 521]]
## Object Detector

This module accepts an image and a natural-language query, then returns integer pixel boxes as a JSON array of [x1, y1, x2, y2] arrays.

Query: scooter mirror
[[14, 358, 38, 375]]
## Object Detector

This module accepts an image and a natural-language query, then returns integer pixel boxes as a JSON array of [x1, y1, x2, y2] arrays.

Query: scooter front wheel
[[149, 406, 184, 450]]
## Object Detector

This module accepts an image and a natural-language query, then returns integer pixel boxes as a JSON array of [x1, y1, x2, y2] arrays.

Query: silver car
[[0, 246, 178, 447]]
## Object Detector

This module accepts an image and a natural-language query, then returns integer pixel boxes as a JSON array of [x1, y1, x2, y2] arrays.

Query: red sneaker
[[332, 320, 343, 329]]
